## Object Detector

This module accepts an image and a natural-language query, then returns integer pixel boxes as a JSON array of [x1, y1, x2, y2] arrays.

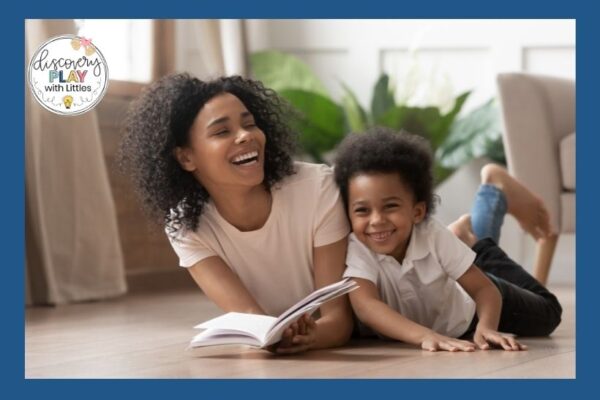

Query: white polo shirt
[[343, 217, 477, 338]]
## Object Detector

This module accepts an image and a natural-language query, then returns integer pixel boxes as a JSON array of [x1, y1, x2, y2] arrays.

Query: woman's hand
[[267, 314, 317, 355], [474, 326, 527, 351], [421, 332, 476, 352]]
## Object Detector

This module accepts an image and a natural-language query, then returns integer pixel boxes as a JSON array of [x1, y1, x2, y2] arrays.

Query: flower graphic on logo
[[70, 36, 96, 56]]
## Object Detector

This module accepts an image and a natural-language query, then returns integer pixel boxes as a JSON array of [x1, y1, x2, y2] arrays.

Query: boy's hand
[[266, 314, 317, 355], [421, 332, 476, 352], [474, 326, 527, 351]]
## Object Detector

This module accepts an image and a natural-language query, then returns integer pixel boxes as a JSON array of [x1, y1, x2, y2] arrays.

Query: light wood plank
[[25, 286, 574, 378]]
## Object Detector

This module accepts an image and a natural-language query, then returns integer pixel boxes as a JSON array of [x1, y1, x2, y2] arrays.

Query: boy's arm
[[350, 278, 475, 352], [457, 265, 526, 351]]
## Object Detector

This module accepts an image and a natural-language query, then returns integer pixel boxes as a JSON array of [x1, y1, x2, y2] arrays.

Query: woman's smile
[[178, 92, 267, 191]]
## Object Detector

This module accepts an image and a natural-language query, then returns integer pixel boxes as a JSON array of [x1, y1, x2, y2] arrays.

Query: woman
[[119, 74, 353, 353]]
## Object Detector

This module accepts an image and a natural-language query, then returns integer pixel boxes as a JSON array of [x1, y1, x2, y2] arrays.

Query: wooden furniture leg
[[533, 233, 559, 285]]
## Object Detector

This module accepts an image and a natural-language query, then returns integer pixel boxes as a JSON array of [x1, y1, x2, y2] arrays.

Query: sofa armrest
[[497, 73, 565, 231]]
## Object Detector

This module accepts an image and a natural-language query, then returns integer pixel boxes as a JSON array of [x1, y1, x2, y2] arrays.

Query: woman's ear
[[413, 201, 427, 224], [173, 147, 196, 172]]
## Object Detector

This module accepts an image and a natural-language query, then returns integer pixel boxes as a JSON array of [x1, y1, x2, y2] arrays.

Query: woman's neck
[[210, 184, 272, 232]]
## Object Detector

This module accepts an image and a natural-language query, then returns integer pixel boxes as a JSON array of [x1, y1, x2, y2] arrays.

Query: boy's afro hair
[[333, 126, 437, 217]]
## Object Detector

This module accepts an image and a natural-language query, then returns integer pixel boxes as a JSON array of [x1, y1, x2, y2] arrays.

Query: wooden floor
[[25, 285, 575, 378]]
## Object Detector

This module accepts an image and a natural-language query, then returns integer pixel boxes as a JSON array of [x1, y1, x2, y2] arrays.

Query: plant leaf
[[279, 89, 346, 158], [250, 51, 329, 96], [436, 99, 504, 168], [376, 106, 406, 130], [377, 106, 444, 147], [430, 91, 471, 147], [371, 74, 396, 122], [403, 106, 442, 145], [340, 83, 368, 132]]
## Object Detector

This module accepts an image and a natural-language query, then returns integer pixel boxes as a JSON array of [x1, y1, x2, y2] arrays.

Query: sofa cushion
[[561, 192, 575, 232], [560, 132, 575, 190]]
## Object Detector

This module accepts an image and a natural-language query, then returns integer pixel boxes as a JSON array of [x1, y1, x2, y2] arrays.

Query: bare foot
[[448, 214, 478, 247], [481, 164, 553, 240]]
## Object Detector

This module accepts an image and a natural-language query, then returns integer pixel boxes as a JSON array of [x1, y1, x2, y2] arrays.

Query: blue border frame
[[9, 1, 596, 398]]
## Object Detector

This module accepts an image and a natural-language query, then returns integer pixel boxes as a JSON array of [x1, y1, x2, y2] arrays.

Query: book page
[[264, 279, 358, 346], [195, 312, 277, 343], [189, 279, 358, 349], [190, 329, 263, 348], [272, 278, 357, 329]]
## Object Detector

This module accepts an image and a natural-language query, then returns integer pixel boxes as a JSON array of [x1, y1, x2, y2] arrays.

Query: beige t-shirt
[[344, 218, 477, 338], [168, 162, 350, 316]]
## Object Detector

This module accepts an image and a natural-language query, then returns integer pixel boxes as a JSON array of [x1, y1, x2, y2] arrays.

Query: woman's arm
[[310, 237, 354, 349], [263, 237, 354, 354], [458, 265, 525, 350], [187, 256, 265, 314], [350, 278, 475, 351]]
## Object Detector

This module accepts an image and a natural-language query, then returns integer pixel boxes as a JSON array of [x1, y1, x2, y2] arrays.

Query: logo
[[28, 35, 109, 116]]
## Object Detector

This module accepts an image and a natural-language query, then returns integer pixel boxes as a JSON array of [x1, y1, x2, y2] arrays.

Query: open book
[[189, 278, 358, 349]]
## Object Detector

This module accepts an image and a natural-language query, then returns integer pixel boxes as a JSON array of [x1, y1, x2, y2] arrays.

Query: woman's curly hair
[[118, 73, 297, 235], [333, 127, 438, 218]]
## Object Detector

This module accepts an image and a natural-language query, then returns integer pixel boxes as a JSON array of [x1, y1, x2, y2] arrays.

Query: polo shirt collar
[[375, 222, 431, 265]]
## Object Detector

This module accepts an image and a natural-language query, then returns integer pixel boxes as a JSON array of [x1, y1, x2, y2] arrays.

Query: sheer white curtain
[[25, 19, 126, 305], [184, 19, 248, 77]]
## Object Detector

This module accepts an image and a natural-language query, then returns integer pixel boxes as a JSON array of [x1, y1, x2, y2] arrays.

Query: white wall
[[246, 19, 575, 112]]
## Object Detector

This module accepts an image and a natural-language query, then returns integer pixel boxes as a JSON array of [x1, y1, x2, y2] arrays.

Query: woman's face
[[175, 92, 267, 193]]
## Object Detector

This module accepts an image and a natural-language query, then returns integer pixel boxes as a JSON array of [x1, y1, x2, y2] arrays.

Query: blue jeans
[[461, 185, 562, 337], [471, 184, 508, 243]]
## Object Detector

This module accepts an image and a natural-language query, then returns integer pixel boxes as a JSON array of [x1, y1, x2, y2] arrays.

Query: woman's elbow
[[342, 314, 355, 342], [330, 307, 354, 346]]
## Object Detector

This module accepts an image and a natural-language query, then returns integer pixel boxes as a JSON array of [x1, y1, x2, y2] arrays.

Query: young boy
[[334, 127, 562, 352]]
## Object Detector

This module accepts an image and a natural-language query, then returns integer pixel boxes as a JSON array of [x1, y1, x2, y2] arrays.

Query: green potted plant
[[250, 50, 505, 182]]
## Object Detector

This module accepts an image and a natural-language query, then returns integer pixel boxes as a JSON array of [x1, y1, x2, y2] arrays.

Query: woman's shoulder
[[165, 202, 220, 241], [276, 161, 334, 188], [293, 161, 334, 178]]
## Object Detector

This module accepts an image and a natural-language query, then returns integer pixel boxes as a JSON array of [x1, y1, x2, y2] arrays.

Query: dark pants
[[462, 238, 562, 338]]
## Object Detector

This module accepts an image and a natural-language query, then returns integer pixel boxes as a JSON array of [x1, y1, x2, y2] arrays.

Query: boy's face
[[348, 172, 426, 262]]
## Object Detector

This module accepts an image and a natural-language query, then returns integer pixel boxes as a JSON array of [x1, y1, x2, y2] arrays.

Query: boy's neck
[[390, 228, 414, 264]]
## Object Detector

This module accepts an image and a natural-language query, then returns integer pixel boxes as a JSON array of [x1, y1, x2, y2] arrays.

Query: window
[[76, 19, 153, 83]]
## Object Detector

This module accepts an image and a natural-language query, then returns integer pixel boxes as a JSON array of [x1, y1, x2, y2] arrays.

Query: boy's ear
[[413, 201, 427, 223], [173, 147, 197, 172]]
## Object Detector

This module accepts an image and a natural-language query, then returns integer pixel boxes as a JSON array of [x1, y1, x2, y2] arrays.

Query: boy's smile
[[366, 229, 395, 242], [348, 173, 426, 262]]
